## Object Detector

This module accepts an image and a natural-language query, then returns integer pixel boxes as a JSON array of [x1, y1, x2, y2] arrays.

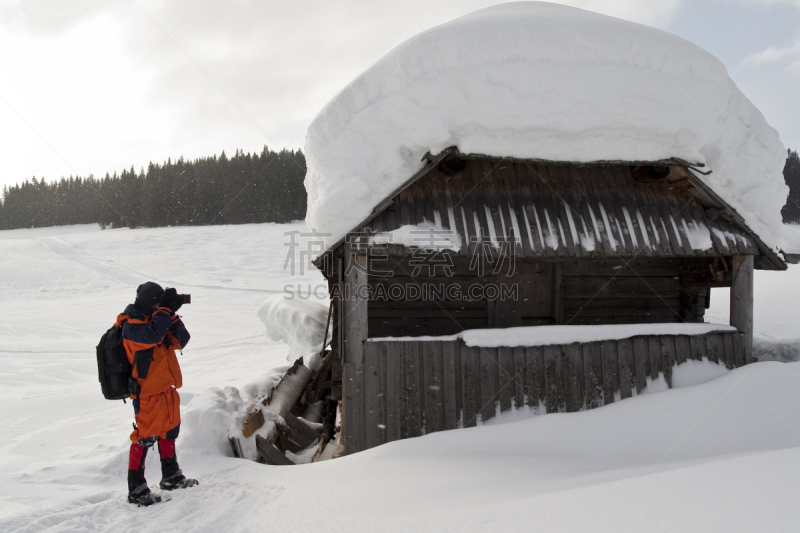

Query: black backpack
[[96, 322, 133, 401]]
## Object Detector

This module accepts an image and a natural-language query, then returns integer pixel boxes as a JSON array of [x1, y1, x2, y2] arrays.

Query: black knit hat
[[136, 281, 164, 308]]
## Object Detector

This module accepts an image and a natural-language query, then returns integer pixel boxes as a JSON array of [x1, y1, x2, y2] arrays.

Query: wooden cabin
[[312, 148, 786, 454]]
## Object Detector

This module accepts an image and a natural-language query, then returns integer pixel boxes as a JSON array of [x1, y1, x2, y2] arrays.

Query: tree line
[[1, 146, 799, 230], [781, 148, 800, 224], [0, 147, 306, 230]]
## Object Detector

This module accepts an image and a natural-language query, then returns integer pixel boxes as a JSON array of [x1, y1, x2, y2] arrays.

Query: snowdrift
[[257, 295, 329, 371], [304, 2, 787, 251], [371, 322, 738, 346]]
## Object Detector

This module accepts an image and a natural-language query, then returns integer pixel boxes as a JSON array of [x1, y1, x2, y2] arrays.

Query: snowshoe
[[159, 471, 199, 491], [127, 485, 162, 507]]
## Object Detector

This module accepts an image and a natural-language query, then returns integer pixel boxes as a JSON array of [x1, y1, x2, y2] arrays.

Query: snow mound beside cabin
[[257, 295, 329, 371], [304, 1, 787, 251]]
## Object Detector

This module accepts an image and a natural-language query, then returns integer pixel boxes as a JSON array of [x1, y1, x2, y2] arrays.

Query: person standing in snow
[[116, 281, 198, 506]]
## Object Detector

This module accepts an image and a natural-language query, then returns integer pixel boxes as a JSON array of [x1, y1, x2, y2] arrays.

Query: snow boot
[[159, 470, 199, 491], [128, 484, 162, 506], [128, 441, 155, 503], [158, 438, 198, 491]]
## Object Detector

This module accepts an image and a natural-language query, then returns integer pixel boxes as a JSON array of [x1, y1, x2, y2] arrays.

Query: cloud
[[0, 0, 713, 189], [730, 0, 800, 7], [742, 37, 800, 70]]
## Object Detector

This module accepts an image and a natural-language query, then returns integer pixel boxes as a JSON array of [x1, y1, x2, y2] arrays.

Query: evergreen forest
[[0, 147, 306, 230], [781, 149, 800, 224], [1, 146, 799, 230]]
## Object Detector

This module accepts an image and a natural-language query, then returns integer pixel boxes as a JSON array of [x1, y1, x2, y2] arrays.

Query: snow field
[[1, 222, 799, 531]]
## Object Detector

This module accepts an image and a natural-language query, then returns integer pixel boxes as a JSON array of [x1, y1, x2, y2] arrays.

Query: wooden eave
[[312, 148, 456, 270], [312, 148, 787, 271]]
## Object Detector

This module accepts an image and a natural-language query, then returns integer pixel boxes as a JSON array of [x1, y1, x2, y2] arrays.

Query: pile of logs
[[229, 350, 344, 465]]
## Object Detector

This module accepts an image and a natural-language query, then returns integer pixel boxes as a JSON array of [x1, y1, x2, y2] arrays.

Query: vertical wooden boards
[[731, 255, 754, 364], [525, 346, 544, 409], [518, 262, 556, 323], [617, 338, 634, 400], [544, 345, 563, 413], [674, 335, 690, 365], [733, 333, 745, 368], [342, 247, 368, 454], [442, 341, 460, 430], [513, 347, 526, 409], [660, 336, 675, 388], [421, 341, 444, 435], [369, 332, 739, 449], [491, 297, 523, 329], [460, 343, 480, 427], [583, 342, 603, 409], [404, 342, 423, 438], [385, 341, 405, 443], [689, 335, 707, 362], [722, 333, 735, 370], [705, 332, 723, 365], [404, 342, 424, 437], [479, 347, 499, 422], [632, 337, 649, 394], [498, 347, 514, 412], [554, 263, 564, 325], [647, 336, 661, 381], [600, 340, 618, 404], [364, 342, 386, 450], [562, 343, 583, 412]]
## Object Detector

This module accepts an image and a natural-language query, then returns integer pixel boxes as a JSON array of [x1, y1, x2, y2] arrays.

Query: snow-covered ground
[[1, 222, 800, 532]]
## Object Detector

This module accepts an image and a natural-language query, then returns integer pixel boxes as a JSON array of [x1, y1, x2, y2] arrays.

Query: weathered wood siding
[[561, 258, 713, 324], [366, 256, 719, 337], [350, 330, 745, 452]]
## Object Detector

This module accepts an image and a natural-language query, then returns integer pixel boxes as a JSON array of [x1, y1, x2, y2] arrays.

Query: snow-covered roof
[[304, 2, 788, 253]]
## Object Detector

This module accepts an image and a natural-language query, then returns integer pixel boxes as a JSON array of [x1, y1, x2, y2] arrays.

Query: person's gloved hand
[[160, 288, 182, 312]]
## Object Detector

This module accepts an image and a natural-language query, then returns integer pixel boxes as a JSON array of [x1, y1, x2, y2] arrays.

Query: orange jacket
[[116, 302, 190, 397]]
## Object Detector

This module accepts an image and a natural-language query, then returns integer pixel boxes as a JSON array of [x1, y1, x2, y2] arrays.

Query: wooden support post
[[342, 245, 368, 454], [730, 255, 754, 364]]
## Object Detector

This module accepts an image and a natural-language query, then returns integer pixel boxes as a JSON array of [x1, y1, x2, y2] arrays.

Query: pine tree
[[0, 147, 309, 231], [782, 149, 800, 224]]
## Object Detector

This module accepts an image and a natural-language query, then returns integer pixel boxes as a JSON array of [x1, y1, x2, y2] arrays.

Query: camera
[[161, 288, 191, 310]]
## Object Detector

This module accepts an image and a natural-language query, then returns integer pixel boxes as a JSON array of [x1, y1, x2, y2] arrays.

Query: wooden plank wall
[[561, 259, 703, 325], [355, 330, 745, 452], [366, 257, 718, 337]]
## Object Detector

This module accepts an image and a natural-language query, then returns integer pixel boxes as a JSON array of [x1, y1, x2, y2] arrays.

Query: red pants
[[130, 388, 181, 442]]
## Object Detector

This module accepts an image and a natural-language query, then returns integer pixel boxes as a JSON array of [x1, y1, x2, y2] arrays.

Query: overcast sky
[[0, 0, 798, 191]]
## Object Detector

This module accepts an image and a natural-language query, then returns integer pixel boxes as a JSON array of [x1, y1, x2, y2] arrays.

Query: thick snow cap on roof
[[304, 2, 787, 252]]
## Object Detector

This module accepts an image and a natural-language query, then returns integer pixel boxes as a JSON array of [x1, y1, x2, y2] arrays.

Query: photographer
[[116, 281, 198, 506]]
